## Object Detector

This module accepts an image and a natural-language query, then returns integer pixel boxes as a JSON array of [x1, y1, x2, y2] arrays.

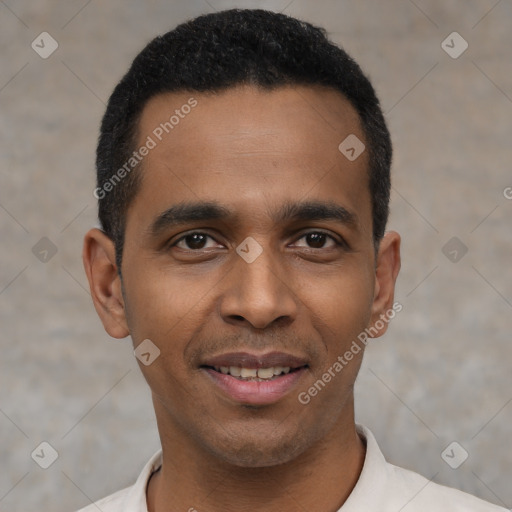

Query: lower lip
[[203, 367, 307, 405]]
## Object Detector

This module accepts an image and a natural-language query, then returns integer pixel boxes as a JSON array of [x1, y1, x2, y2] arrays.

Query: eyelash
[[170, 230, 346, 251]]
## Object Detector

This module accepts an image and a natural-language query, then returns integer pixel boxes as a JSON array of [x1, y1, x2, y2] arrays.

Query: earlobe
[[369, 231, 401, 338], [82, 228, 130, 339]]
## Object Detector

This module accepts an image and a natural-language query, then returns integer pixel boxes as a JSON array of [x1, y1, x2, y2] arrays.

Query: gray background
[[1, 0, 511, 511]]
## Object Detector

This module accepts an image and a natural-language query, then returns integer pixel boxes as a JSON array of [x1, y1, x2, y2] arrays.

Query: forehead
[[126, 84, 371, 236], [138, 84, 363, 153]]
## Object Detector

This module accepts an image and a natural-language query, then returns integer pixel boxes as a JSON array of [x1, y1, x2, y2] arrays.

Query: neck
[[147, 398, 366, 512]]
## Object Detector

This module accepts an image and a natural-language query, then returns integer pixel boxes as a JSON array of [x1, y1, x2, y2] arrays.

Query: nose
[[219, 245, 298, 330]]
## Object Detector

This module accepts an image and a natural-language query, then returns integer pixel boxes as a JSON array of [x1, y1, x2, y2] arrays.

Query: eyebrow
[[147, 199, 358, 238]]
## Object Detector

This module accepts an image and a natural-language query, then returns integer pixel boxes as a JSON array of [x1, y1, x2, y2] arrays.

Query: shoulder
[[385, 461, 507, 511], [74, 486, 131, 512], [352, 425, 507, 512], [72, 449, 162, 512]]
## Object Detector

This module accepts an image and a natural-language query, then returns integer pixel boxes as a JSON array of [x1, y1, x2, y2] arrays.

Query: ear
[[82, 228, 130, 338], [368, 231, 401, 338]]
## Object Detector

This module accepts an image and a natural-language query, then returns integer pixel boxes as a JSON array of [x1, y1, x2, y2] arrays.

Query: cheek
[[123, 271, 206, 406], [123, 264, 212, 343], [303, 264, 375, 342]]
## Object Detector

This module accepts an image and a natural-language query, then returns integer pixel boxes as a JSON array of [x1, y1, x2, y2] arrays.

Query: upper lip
[[201, 351, 309, 369]]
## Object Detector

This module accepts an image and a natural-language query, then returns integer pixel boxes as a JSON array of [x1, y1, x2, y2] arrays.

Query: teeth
[[213, 365, 292, 379], [257, 367, 274, 379], [229, 366, 241, 377], [240, 368, 257, 378]]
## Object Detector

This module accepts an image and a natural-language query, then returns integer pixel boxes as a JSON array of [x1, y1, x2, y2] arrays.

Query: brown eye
[[294, 231, 339, 249], [174, 232, 217, 250]]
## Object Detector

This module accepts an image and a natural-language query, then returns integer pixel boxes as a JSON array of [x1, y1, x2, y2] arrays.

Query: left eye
[[293, 232, 339, 249], [172, 231, 339, 251]]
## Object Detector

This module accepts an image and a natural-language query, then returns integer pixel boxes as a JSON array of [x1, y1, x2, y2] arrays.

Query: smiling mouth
[[203, 365, 307, 381]]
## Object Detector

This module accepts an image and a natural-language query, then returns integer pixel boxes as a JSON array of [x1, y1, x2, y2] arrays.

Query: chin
[[204, 428, 311, 468]]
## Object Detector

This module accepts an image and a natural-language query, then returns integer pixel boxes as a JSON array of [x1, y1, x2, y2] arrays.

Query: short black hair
[[95, 8, 392, 271]]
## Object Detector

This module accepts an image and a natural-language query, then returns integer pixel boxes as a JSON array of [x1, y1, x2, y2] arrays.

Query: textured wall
[[0, 1, 510, 511]]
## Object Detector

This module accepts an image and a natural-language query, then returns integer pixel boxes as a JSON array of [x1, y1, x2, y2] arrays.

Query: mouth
[[199, 352, 309, 405], [206, 364, 301, 381]]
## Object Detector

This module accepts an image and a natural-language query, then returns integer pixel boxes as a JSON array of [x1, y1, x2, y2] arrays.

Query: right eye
[[171, 232, 223, 251]]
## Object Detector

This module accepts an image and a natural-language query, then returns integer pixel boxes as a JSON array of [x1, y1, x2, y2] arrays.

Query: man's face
[[87, 85, 399, 467]]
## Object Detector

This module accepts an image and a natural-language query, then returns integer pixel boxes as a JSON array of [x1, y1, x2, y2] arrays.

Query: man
[[80, 8, 506, 512]]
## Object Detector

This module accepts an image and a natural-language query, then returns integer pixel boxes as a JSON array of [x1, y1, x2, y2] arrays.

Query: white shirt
[[75, 425, 507, 511]]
